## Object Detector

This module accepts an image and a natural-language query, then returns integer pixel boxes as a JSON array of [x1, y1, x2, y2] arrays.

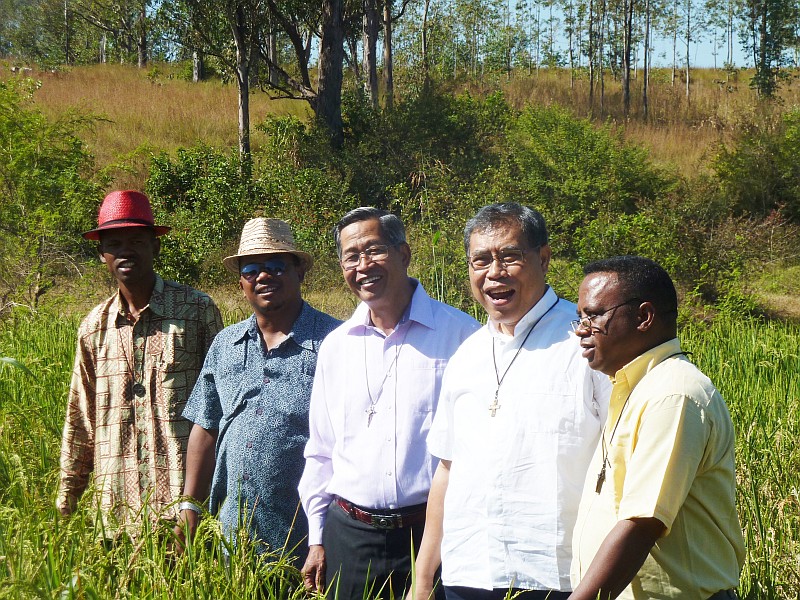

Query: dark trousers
[[322, 501, 427, 600], [445, 586, 571, 600]]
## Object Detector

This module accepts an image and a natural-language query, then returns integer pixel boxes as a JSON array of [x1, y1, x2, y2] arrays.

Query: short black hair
[[464, 202, 548, 255], [583, 256, 678, 322], [332, 207, 406, 258]]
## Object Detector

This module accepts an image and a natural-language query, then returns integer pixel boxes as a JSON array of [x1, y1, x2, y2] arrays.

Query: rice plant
[[0, 312, 797, 598]]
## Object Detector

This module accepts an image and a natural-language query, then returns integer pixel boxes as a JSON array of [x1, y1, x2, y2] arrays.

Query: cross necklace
[[490, 297, 560, 417], [364, 324, 411, 426], [595, 351, 688, 494]]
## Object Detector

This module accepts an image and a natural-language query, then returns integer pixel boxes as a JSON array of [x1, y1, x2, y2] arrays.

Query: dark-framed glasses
[[468, 248, 531, 272], [240, 258, 289, 281], [571, 298, 643, 333], [340, 244, 392, 271]]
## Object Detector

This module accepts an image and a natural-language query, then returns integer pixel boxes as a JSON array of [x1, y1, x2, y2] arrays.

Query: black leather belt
[[334, 496, 427, 530]]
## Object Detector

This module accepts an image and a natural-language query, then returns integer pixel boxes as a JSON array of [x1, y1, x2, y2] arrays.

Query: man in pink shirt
[[299, 207, 479, 600]]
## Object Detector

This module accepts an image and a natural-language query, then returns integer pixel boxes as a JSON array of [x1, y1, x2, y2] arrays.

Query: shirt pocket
[[515, 380, 579, 434], [405, 357, 448, 416]]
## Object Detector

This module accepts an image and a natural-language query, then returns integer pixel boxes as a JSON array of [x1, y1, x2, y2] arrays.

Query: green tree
[[0, 78, 103, 312], [741, 0, 797, 96]]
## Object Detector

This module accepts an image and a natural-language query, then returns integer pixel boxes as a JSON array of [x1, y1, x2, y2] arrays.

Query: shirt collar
[[239, 301, 316, 351], [114, 273, 164, 321], [347, 278, 434, 334], [488, 285, 557, 341], [612, 337, 684, 391]]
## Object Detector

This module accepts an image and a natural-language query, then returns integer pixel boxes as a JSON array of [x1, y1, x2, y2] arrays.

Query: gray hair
[[463, 202, 548, 255], [333, 207, 407, 257]]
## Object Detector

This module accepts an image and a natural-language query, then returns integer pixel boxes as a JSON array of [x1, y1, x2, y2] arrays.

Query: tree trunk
[[318, 0, 345, 146], [599, 0, 606, 115], [643, 0, 650, 119], [267, 30, 280, 86], [621, 0, 634, 117], [383, 0, 394, 111], [671, 0, 677, 86], [100, 33, 106, 63], [64, 0, 71, 64], [588, 0, 595, 114], [137, 2, 147, 68], [685, 0, 690, 101], [422, 0, 431, 85], [363, 0, 379, 108], [193, 50, 204, 82], [231, 4, 251, 161]]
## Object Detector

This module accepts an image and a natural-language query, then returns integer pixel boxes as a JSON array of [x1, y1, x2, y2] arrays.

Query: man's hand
[[171, 509, 201, 555], [302, 544, 326, 592], [408, 579, 435, 600]]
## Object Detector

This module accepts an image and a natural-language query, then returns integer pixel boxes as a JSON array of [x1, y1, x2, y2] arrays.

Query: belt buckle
[[371, 514, 400, 529]]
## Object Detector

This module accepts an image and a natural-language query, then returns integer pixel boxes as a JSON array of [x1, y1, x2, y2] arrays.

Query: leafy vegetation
[[0, 312, 797, 598]]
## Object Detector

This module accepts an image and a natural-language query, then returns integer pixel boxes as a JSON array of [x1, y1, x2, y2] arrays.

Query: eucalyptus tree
[[740, 0, 796, 96], [72, 0, 153, 66]]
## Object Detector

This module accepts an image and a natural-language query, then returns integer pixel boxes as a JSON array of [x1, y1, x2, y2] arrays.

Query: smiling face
[[239, 252, 305, 318], [338, 217, 411, 312], [99, 227, 159, 291], [468, 221, 550, 335]]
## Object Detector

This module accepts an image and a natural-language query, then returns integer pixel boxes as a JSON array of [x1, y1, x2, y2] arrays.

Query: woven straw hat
[[82, 190, 170, 241], [223, 218, 313, 274]]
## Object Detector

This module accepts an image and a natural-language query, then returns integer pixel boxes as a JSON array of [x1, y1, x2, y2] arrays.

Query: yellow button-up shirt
[[571, 338, 745, 599]]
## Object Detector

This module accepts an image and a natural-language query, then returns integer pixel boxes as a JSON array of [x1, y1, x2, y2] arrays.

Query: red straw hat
[[82, 190, 171, 241]]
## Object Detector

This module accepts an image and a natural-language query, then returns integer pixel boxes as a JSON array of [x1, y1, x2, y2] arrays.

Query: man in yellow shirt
[[569, 255, 744, 600]]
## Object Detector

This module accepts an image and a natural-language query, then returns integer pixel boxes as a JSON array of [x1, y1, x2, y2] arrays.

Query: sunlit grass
[[0, 309, 797, 598]]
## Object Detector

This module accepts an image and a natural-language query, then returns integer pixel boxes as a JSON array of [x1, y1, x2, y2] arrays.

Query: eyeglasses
[[240, 259, 289, 281], [468, 248, 533, 272], [571, 298, 643, 333], [340, 244, 393, 271]]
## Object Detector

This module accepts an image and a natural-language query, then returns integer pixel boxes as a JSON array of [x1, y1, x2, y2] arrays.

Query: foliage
[[497, 104, 675, 257], [146, 139, 353, 288], [712, 107, 800, 222], [0, 77, 103, 314], [2, 309, 799, 597]]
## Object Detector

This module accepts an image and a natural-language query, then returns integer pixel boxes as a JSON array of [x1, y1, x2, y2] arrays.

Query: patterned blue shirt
[[183, 301, 341, 558]]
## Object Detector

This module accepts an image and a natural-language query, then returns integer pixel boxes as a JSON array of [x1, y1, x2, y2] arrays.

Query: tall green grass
[[0, 312, 797, 598]]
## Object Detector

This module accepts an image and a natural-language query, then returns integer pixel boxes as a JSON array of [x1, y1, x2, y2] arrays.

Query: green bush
[[498, 105, 674, 256], [0, 77, 103, 313], [712, 107, 800, 222]]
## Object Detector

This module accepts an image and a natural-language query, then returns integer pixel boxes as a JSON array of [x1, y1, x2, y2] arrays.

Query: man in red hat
[[57, 190, 223, 536]]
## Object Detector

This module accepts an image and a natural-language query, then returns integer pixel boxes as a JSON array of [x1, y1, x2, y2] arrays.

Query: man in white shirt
[[299, 207, 480, 600], [412, 202, 610, 600]]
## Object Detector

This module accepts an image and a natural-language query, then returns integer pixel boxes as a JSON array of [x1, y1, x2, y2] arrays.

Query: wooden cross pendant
[[366, 403, 377, 426], [489, 391, 501, 417], [595, 460, 608, 494]]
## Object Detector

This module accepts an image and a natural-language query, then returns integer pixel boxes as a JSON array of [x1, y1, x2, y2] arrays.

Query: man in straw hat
[[299, 207, 480, 599], [176, 217, 340, 560], [57, 190, 223, 535]]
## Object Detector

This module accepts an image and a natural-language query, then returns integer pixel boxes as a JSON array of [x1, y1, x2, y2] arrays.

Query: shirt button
[[263, 377, 270, 384], [256, 408, 264, 415], [243, 473, 250, 481], [386, 471, 392, 476], [246, 441, 253, 449]]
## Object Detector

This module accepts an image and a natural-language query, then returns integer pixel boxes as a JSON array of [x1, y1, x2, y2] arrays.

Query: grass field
[[0, 306, 797, 598]]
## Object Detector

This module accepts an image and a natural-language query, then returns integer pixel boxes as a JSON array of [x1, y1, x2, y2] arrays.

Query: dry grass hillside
[[6, 60, 800, 187]]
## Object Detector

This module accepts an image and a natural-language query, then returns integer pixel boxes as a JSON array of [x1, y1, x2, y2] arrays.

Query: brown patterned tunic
[[57, 275, 223, 533]]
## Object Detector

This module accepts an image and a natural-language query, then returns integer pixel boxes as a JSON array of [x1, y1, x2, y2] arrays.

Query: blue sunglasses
[[240, 259, 289, 280]]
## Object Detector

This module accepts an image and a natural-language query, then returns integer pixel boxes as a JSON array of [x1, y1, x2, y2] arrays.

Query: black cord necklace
[[595, 350, 688, 494], [489, 296, 560, 417]]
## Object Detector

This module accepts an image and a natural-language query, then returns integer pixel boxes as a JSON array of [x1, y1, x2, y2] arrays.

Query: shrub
[[498, 105, 674, 256], [0, 78, 103, 314], [712, 107, 800, 222]]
